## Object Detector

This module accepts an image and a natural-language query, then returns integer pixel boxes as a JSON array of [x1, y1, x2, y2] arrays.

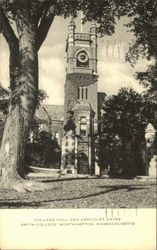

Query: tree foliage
[[117, 0, 157, 100], [26, 131, 61, 169], [0, 84, 48, 114], [102, 87, 155, 137], [120, 0, 157, 62], [98, 87, 156, 176], [1, 1, 156, 67], [2, 0, 156, 97]]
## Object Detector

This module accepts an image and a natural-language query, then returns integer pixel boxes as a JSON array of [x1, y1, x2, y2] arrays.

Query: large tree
[[81, 0, 157, 101], [119, 0, 157, 103], [99, 87, 156, 176], [0, 0, 57, 190]]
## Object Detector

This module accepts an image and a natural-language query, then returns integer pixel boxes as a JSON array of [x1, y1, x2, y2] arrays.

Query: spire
[[90, 20, 96, 34], [70, 18, 75, 26], [68, 18, 76, 33], [81, 11, 83, 33]]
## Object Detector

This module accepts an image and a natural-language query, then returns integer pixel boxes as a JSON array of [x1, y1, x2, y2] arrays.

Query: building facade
[[61, 20, 99, 174], [34, 20, 101, 175]]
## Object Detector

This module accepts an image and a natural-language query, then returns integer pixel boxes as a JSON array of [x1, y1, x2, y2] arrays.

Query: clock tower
[[61, 19, 98, 175]]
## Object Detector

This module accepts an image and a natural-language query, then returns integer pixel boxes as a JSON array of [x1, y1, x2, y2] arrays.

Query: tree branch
[[36, 0, 56, 51], [0, 5, 19, 91], [0, 6, 18, 51]]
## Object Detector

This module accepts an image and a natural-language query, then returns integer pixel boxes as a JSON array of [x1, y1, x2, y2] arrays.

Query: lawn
[[0, 176, 156, 208]]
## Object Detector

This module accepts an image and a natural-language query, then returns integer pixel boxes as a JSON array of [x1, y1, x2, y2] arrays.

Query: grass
[[0, 176, 156, 208]]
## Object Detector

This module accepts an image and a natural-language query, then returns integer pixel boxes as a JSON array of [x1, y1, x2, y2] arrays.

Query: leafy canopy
[[116, 0, 157, 100], [1, 0, 156, 100], [1, 0, 122, 36], [101, 87, 155, 139]]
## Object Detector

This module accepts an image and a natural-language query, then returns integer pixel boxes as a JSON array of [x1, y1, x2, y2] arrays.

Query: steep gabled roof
[[35, 104, 64, 121]]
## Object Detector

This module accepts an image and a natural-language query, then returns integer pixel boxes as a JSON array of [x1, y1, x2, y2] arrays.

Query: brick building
[[35, 20, 105, 175], [35, 105, 64, 146]]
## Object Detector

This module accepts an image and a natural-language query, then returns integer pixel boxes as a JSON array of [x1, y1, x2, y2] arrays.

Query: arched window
[[55, 132, 59, 142], [80, 117, 87, 136]]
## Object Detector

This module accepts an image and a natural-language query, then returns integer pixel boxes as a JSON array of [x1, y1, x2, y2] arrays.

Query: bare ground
[[0, 176, 156, 208]]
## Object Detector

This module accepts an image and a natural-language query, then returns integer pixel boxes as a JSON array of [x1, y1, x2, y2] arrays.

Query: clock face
[[77, 51, 89, 63]]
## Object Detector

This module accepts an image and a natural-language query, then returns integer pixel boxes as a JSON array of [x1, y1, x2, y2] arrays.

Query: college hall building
[[34, 20, 105, 175]]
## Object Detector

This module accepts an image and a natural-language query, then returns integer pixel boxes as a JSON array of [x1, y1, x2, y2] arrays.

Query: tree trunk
[[0, 3, 38, 190], [121, 137, 134, 176]]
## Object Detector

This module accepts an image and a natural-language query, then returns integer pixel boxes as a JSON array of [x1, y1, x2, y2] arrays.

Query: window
[[55, 132, 59, 139], [80, 117, 86, 122], [80, 124, 87, 136], [55, 132, 59, 142], [39, 124, 44, 131], [78, 87, 88, 100], [78, 88, 80, 99], [29, 132, 34, 143], [82, 87, 84, 99], [86, 88, 88, 99], [80, 117, 87, 136]]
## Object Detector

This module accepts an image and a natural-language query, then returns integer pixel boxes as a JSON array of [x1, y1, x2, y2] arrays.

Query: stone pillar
[[74, 136, 78, 173], [88, 135, 92, 175], [145, 123, 157, 177], [95, 145, 100, 176], [68, 18, 75, 46], [149, 155, 157, 176], [90, 21, 97, 73], [61, 130, 76, 174]]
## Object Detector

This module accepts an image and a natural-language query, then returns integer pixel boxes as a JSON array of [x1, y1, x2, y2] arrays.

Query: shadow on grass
[[0, 183, 155, 208], [0, 201, 41, 208], [37, 176, 98, 183]]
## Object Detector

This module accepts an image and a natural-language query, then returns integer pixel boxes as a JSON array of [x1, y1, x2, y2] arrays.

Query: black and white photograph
[[0, 0, 156, 249]]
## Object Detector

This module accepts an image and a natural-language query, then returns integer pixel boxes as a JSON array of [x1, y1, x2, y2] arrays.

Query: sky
[[0, 15, 150, 105]]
